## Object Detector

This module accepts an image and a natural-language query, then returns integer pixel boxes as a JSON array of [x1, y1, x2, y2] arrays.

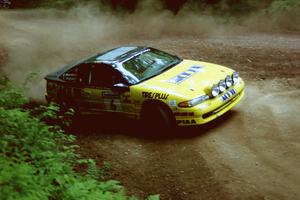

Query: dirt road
[[1, 9, 300, 200], [75, 36, 300, 200]]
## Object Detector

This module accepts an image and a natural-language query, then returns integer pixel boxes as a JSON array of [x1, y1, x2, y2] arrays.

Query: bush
[[0, 77, 156, 199], [0, 76, 28, 109]]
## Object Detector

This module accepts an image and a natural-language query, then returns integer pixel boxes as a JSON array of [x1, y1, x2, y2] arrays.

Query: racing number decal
[[102, 90, 122, 112], [79, 88, 134, 114], [105, 99, 121, 111]]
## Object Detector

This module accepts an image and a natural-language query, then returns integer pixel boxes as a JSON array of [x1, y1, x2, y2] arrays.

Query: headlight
[[218, 80, 226, 92], [178, 95, 209, 107], [232, 72, 239, 83], [211, 84, 220, 97], [225, 75, 233, 88]]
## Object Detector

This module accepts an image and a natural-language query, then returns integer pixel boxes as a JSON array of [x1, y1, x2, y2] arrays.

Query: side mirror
[[112, 83, 130, 93]]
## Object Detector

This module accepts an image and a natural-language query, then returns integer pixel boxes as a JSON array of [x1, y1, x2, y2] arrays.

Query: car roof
[[45, 46, 148, 81], [86, 46, 147, 63]]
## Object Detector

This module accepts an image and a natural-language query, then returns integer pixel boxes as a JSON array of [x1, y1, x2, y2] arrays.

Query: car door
[[58, 63, 135, 115], [80, 63, 127, 114]]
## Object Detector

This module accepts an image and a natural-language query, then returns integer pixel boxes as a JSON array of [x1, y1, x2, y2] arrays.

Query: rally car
[[45, 46, 245, 128]]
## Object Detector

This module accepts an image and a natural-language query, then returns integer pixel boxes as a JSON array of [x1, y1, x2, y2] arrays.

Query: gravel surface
[[1, 9, 300, 200]]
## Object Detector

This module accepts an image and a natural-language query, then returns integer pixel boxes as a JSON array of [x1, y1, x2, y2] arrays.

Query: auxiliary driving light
[[225, 75, 233, 88], [232, 72, 239, 83], [211, 84, 220, 97], [218, 80, 226, 92]]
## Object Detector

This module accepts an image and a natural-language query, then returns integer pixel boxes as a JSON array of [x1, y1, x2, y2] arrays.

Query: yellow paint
[[46, 59, 245, 126], [129, 59, 245, 126]]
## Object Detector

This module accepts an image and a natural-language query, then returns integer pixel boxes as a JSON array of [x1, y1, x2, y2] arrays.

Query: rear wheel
[[141, 101, 176, 133]]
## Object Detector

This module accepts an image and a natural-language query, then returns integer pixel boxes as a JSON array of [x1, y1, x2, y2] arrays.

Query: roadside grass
[[0, 75, 159, 200]]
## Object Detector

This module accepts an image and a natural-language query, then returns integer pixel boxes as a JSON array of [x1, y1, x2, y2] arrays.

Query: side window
[[90, 64, 124, 88], [60, 64, 90, 85]]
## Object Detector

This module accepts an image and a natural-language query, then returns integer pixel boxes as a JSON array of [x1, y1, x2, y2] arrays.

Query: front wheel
[[141, 102, 176, 132]]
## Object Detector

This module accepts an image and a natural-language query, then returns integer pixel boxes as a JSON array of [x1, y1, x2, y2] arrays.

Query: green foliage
[[0, 106, 77, 200], [268, 0, 300, 13], [0, 76, 28, 109], [39, 0, 81, 9], [147, 195, 160, 200], [32, 102, 75, 128], [0, 77, 158, 199], [258, 0, 300, 30], [7, 0, 300, 21]]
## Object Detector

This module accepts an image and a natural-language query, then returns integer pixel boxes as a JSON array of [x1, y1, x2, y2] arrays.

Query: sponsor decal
[[169, 65, 204, 84], [177, 119, 196, 125], [174, 112, 194, 116], [104, 98, 121, 111], [221, 89, 236, 101], [102, 91, 120, 99], [142, 92, 169, 100], [62, 72, 77, 81], [168, 100, 177, 107]]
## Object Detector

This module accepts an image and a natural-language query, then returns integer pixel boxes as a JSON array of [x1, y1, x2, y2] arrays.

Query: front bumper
[[175, 79, 245, 126]]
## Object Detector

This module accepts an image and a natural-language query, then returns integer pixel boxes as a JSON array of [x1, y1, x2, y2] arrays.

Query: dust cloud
[[0, 6, 117, 101], [0, 1, 299, 101], [0, 4, 227, 101]]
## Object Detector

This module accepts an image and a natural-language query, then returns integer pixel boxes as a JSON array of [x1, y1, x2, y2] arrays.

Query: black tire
[[141, 101, 176, 132]]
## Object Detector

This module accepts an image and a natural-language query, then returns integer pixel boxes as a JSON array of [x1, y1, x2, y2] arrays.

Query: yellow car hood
[[137, 59, 234, 99]]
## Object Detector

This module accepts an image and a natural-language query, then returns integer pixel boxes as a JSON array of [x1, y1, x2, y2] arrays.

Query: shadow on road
[[68, 110, 239, 140]]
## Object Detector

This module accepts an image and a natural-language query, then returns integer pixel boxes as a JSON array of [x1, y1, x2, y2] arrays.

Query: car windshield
[[121, 49, 181, 84]]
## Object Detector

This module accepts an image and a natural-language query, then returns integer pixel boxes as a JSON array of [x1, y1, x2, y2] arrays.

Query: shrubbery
[[0, 76, 159, 200], [7, 0, 300, 14]]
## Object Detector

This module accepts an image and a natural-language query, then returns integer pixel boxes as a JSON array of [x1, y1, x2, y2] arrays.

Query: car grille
[[202, 92, 241, 119]]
